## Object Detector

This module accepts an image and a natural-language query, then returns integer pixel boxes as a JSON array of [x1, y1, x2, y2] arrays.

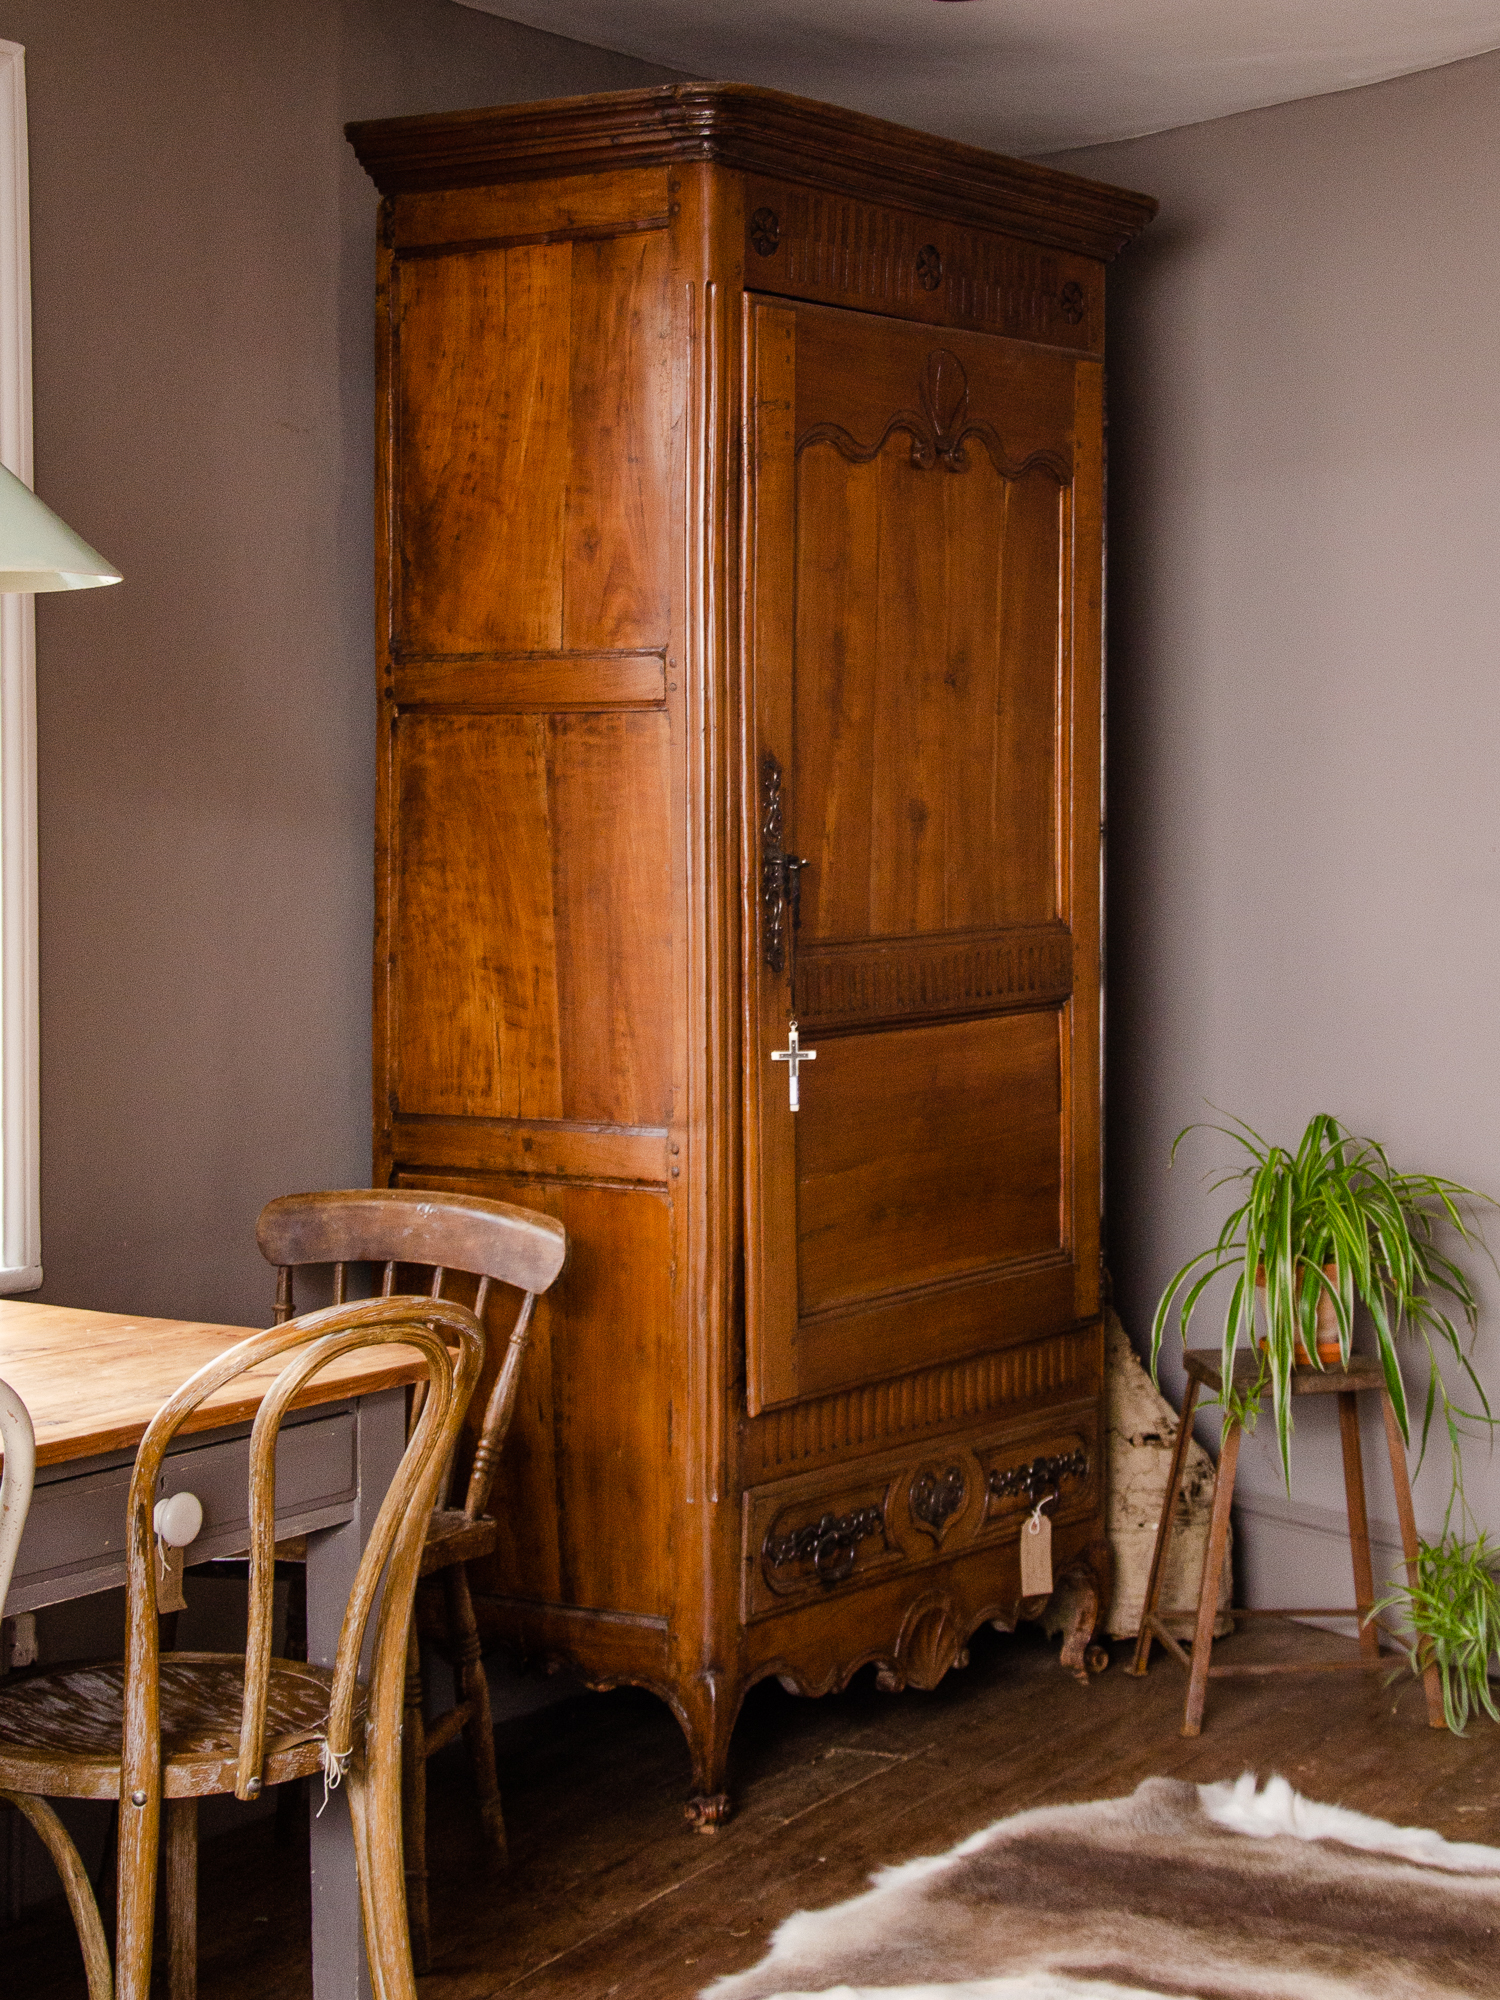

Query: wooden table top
[[0, 1299, 427, 1467]]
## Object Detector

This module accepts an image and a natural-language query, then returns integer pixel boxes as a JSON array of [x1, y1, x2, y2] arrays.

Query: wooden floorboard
[[7, 1620, 1500, 1998]]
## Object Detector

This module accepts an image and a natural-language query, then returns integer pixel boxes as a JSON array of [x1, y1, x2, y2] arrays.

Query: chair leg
[[1183, 1417, 1241, 1737], [1380, 1391, 1447, 1728], [164, 1796, 197, 2000], [1, 1792, 113, 2000], [276, 1568, 308, 1848], [401, 1620, 432, 1974], [349, 1766, 417, 2000], [445, 1562, 507, 1867], [1337, 1390, 1381, 1663], [1129, 1374, 1201, 1676]]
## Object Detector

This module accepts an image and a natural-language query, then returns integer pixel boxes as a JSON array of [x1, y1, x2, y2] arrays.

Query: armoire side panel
[[392, 229, 673, 658], [391, 709, 673, 1127]]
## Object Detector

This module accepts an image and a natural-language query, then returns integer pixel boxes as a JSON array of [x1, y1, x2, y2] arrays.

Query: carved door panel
[[743, 295, 1102, 1413]]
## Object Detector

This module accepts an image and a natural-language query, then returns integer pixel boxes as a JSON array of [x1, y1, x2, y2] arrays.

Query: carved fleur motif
[[796, 348, 1071, 484]]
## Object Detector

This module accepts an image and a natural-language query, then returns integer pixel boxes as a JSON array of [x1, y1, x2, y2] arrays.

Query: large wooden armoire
[[348, 87, 1154, 1823]]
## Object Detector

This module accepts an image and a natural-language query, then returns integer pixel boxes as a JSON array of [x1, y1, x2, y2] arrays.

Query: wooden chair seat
[[0, 1652, 363, 1799], [419, 1510, 498, 1578]]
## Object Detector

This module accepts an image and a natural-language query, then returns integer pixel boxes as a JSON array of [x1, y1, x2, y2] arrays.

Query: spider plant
[[1149, 1112, 1494, 1484], [1372, 1509, 1500, 1735]]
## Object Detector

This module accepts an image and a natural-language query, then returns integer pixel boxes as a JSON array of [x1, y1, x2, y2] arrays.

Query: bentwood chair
[[0, 1293, 483, 2000], [254, 1188, 568, 1972], [0, 1379, 114, 1999]]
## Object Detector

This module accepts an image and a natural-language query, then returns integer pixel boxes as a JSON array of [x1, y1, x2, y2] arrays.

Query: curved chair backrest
[[256, 1189, 567, 1520], [0, 1374, 36, 1615], [116, 1294, 483, 1980]]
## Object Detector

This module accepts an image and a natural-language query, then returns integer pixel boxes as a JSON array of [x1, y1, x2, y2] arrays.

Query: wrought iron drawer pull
[[988, 1448, 1087, 1507], [763, 1505, 884, 1587]]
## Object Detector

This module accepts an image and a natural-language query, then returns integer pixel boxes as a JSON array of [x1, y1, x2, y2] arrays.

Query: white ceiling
[[454, 0, 1500, 156]]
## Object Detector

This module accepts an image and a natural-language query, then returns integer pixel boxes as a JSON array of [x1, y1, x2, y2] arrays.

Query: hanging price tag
[[1020, 1505, 1053, 1596]]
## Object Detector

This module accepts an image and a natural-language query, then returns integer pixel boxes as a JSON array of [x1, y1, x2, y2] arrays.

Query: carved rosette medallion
[[915, 243, 943, 291], [1058, 280, 1085, 324], [750, 206, 781, 256]]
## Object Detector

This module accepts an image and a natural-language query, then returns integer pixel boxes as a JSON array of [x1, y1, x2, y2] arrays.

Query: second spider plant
[[1150, 1111, 1494, 1483]]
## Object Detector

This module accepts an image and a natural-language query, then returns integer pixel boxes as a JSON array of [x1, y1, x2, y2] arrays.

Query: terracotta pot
[[1255, 1262, 1344, 1368]]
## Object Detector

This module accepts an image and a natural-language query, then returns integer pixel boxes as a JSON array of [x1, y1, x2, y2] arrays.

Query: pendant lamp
[[0, 461, 120, 593]]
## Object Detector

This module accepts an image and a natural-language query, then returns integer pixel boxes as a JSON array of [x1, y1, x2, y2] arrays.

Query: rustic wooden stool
[[1129, 1348, 1444, 1734]]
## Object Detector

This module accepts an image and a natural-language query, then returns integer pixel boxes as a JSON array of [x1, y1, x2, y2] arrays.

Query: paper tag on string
[[1020, 1508, 1053, 1596]]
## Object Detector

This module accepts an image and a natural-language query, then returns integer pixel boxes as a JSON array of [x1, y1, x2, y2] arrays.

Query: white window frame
[[0, 42, 40, 1292]]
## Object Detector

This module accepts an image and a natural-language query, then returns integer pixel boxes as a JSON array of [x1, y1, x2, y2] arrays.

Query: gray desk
[[0, 1300, 416, 2000]]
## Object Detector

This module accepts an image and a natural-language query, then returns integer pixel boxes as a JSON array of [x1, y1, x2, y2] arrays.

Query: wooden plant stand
[[1129, 1349, 1444, 1735]]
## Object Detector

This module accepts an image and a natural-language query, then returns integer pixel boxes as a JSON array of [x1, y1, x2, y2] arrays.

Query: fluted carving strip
[[751, 1330, 1097, 1475]]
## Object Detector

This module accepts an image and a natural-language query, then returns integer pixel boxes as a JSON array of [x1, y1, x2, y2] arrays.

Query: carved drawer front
[[745, 1466, 902, 1619], [743, 1400, 1099, 1620], [975, 1404, 1098, 1538]]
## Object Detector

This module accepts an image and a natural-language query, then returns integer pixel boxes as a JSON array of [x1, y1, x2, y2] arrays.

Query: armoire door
[[742, 295, 1102, 1413]]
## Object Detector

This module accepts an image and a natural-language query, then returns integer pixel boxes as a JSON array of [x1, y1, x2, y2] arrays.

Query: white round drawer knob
[[153, 1491, 204, 1548]]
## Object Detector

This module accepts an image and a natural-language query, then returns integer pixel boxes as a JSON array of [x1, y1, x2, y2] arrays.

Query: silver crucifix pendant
[[771, 1017, 817, 1112]]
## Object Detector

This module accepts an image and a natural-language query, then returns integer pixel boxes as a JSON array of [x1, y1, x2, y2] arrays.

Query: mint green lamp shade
[[0, 460, 120, 593]]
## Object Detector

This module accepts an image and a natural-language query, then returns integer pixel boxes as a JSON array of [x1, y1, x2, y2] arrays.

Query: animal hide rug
[[702, 1773, 1500, 2000]]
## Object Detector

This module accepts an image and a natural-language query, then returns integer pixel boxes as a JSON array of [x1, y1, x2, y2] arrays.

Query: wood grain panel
[[564, 230, 674, 650], [795, 1254, 1077, 1404], [395, 1171, 673, 1619], [797, 1011, 1063, 1318], [393, 168, 671, 251], [792, 323, 1067, 941], [395, 242, 571, 654], [549, 714, 674, 1127], [392, 711, 671, 1126], [392, 653, 667, 711], [389, 1115, 669, 1186]]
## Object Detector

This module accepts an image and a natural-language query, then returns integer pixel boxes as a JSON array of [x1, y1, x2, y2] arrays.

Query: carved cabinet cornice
[[349, 83, 1153, 1824]]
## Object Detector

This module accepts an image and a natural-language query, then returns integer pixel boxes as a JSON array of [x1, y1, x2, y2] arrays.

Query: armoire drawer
[[741, 1400, 1100, 1620]]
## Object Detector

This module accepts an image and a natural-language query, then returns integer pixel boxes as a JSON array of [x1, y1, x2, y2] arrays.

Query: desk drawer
[[8, 1412, 357, 1614]]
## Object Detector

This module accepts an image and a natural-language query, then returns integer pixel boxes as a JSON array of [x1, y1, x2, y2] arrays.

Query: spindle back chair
[[0, 1294, 483, 2000], [254, 1187, 567, 1969]]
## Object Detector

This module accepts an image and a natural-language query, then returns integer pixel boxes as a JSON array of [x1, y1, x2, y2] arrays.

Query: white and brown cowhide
[[702, 1773, 1500, 2000]]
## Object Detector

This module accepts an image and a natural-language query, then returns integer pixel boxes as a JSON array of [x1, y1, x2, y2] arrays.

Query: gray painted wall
[[17, 0, 680, 1329], [1053, 50, 1500, 1602]]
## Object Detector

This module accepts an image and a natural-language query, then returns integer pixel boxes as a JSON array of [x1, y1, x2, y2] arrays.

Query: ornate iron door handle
[[760, 752, 808, 976]]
